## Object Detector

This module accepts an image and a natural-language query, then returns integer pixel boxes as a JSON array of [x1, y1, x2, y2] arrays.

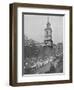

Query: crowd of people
[[24, 54, 63, 74]]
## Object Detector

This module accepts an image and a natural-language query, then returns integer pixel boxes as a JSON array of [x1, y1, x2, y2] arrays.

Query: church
[[38, 17, 56, 58], [24, 17, 56, 59]]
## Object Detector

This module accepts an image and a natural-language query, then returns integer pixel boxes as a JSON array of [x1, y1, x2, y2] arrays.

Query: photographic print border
[[9, 3, 72, 86]]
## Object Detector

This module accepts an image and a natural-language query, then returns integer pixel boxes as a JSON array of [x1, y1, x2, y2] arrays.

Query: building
[[44, 17, 53, 47], [42, 17, 55, 57]]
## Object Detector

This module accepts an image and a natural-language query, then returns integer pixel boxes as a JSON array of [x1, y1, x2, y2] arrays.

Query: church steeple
[[44, 17, 53, 47], [47, 17, 51, 28]]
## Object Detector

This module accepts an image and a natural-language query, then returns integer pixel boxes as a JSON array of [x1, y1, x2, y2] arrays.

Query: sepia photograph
[[22, 14, 63, 75]]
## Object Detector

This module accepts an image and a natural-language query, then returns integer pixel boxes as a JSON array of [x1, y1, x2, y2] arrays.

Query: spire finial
[[47, 17, 51, 27], [47, 17, 49, 23]]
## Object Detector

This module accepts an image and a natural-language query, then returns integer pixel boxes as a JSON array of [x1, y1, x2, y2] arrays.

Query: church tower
[[44, 17, 53, 47]]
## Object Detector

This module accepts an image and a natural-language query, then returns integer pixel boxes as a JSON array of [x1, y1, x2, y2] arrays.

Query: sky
[[24, 14, 64, 44]]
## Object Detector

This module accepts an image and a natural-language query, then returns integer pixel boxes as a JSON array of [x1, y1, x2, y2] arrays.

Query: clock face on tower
[[44, 40, 52, 46], [48, 41, 52, 46]]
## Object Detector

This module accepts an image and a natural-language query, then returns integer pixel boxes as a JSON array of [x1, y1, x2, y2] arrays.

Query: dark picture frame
[[9, 3, 72, 86]]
